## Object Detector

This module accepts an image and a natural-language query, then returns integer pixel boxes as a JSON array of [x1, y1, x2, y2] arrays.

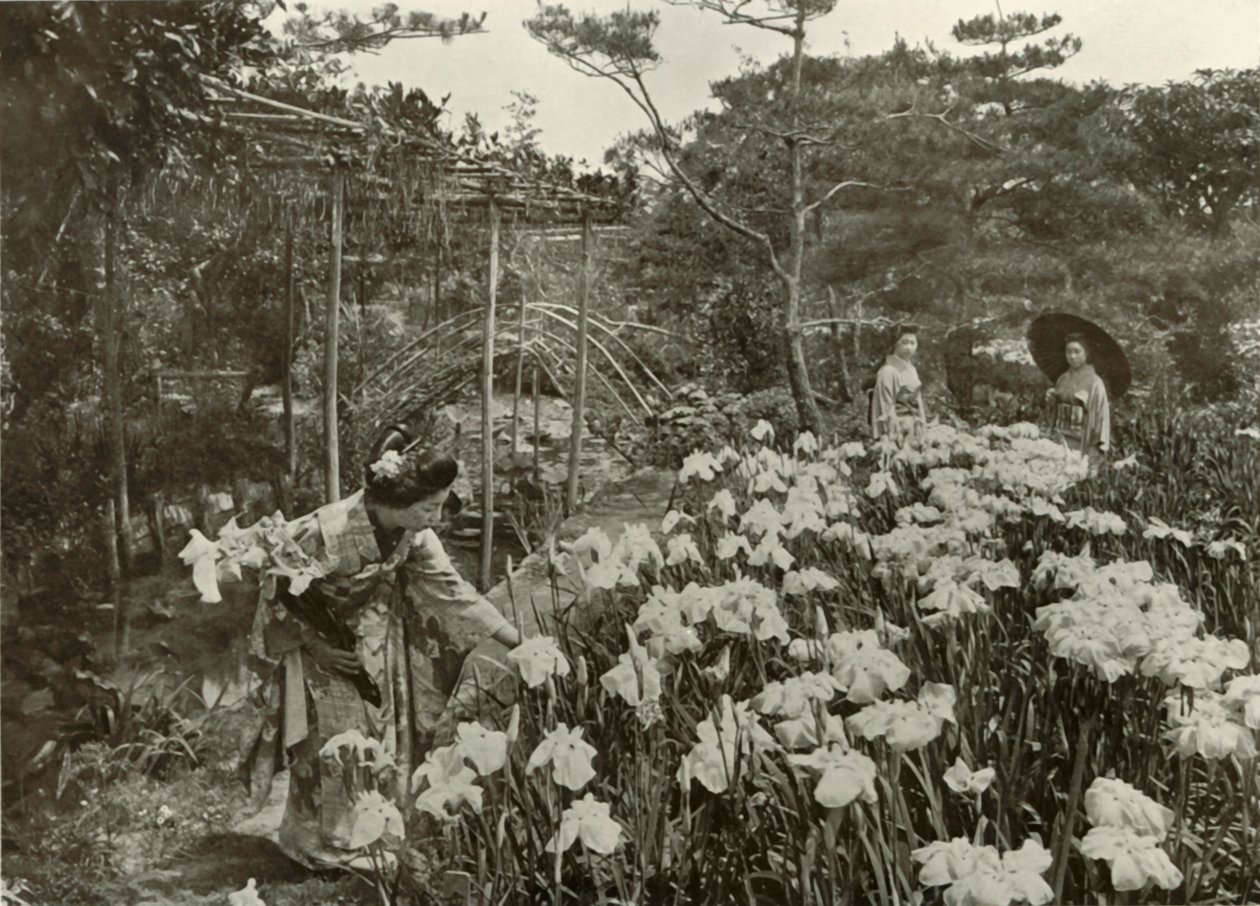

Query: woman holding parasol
[[1027, 313, 1131, 475]]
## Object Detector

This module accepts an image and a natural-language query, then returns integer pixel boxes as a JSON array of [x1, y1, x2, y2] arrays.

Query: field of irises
[[326, 415, 1259, 906]]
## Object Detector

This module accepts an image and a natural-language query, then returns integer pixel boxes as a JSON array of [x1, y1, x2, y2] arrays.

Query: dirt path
[[483, 467, 677, 635]]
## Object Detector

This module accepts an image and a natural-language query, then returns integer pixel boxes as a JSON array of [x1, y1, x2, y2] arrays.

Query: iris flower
[[526, 723, 598, 791], [1140, 635, 1250, 689], [1084, 777, 1173, 840], [781, 568, 840, 596], [679, 450, 722, 482], [600, 626, 663, 711], [708, 489, 737, 522], [1079, 826, 1183, 891], [678, 696, 776, 794], [660, 510, 693, 534], [751, 672, 842, 719], [507, 635, 572, 688], [1224, 674, 1260, 729], [455, 721, 509, 776], [912, 838, 1053, 906], [546, 794, 623, 856], [787, 746, 878, 808], [348, 789, 405, 849], [1163, 690, 1257, 760], [943, 757, 996, 795], [412, 745, 483, 820], [716, 532, 752, 560], [665, 533, 703, 566]]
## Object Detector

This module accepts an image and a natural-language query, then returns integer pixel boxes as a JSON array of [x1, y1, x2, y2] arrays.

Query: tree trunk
[[479, 201, 500, 591], [782, 7, 822, 436], [323, 172, 345, 503], [566, 214, 593, 515]]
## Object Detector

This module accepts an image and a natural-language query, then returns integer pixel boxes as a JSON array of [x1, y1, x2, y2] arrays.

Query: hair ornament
[[369, 449, 405, 480]]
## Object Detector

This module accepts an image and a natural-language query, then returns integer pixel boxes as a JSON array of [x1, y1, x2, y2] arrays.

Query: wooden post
[[511, 255, 530, 460], [479, 201, 500, 591], [150, 491, 167, 563], [532, 361, 542, 486], [323, 171, 345, 503], [283, 220, 297, 490], [104, 499, 124, 662], [826, 286, 853, 404], [197, 484, 213, 535], [430, 216, 443, 330], [102, 208, 132, 575], [233, 478, 251, 526], [565, 213, 593, 515]]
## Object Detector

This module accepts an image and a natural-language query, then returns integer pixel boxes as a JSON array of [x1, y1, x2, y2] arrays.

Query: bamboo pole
[[150, 491, 167, 562], [511, 254, 530, 459], [102, 207, 132, 575], [565, 213, 593, 515], [479, 201, 500, 591], [532, 361, 542, 486], [283, 220, 297, 493], [323, 171, 345, 503], [104, 499, 124, 663]]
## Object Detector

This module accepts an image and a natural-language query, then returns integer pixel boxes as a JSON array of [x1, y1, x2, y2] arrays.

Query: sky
[[280, 0, 1260, 168]]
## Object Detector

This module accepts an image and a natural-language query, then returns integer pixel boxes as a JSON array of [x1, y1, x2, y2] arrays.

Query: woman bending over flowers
[[239, 427, 521, 869]]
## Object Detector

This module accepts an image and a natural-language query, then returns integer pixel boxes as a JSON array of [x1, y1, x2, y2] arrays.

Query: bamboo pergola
[[190, 76, 627, 588]]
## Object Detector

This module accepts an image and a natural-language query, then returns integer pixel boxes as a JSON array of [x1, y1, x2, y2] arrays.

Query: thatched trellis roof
[[196, 75, 623, 225]]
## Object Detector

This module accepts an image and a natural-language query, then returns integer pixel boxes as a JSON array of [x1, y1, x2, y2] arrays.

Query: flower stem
[[1053, 713, 1094, 902]]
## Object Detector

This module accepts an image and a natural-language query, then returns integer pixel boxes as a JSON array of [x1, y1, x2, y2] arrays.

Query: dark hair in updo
[[1063, 332, 1092, 361], [363, 425, 458, 509], [889, 324, 919, 350]]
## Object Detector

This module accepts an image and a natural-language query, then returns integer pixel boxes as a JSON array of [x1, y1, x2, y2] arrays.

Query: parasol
[[1026, 312, 1131, 398]]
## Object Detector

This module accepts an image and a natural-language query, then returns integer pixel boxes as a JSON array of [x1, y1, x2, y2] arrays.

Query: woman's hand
[[306, 638, 364, 675], [1045, 387, 1056, 402]]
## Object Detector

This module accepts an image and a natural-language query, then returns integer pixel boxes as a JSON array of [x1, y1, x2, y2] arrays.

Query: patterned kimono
[[1049, 364, 1110, 470], [239, 490, 510, 868], [870, 355, 927, 442]]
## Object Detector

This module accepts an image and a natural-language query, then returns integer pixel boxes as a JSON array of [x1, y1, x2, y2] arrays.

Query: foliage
[[1108, 69, 1260, 237], [644, 385, 747, 469]]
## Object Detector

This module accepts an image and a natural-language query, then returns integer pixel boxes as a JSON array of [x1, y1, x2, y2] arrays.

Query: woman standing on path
[[1027, 313, 1131, 477], [238, 427, 521, 869], [870, 324, 928, 443]]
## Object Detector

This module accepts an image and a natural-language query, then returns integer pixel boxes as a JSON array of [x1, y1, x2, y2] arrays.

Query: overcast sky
[[284, 0, 1260, 167]]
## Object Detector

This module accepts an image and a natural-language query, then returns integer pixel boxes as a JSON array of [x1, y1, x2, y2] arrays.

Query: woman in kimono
[[241, 429, 520, 868], [1044, 332, 1110, 472], [870, 325, 928, 442]]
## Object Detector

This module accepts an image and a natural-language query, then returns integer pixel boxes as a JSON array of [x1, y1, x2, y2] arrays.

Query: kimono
[[1048, 364, 1110, 473], [870, 355, 927, 442], [239, 490, 510, 868]]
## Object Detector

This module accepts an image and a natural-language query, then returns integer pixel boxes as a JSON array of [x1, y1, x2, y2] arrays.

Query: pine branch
[[886, 106, 1005, 157]]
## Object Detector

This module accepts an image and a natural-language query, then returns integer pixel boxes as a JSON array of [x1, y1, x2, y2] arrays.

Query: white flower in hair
[[370, 449, 406, 480]]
